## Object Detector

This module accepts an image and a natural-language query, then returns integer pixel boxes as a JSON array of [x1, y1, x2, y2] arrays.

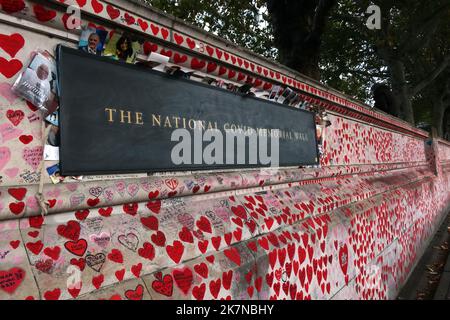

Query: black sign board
[[56, 45, 318, 175]]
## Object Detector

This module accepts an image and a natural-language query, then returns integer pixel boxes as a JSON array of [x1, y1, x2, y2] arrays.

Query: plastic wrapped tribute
[[12, 50, 58, 115]]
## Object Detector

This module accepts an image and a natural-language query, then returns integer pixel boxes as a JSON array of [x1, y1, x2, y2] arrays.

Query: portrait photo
[[104, 32, 140, 64], [78, 27, 107, 56]]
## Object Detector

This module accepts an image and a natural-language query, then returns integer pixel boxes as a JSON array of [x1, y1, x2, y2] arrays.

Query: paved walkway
[[397, 212, 450, 300]]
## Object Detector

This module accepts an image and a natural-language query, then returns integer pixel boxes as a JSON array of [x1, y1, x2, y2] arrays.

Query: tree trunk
[[267, 0, 335, 80], [388, 59, 415, 124], [432, 100, 445, 137]]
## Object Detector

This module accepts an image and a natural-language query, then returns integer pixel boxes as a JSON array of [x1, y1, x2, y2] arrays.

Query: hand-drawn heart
[[33, 4, 57, 22], [0, 267, 25, 294], [166, 240, 184, 264], [26, 240, 43, 255], [91, 0, 104, 14], [174, 33, 184, 45], [9, 240, 20, 249], [151, 230, 166, 247], [90, 232, 110, 249], [57, 220, 80, 241], [131, 263, 142, 278], [194, 263, 208, 279], [1, 0, 26, 14], [76, 0, 87, 7], [89, 186, 103, 198], [22, 146, 43, 171], [6, 109, 24, 126], [125, 284, 144, 300], [172, 267, 193, 295], [43, 246, 60, 260], [339, 244, 349, 275], [186, 38, 196, 49], [174, 53, 187, 64], [9, 201, 24, 215], [107, 249, 123, 264], [137, 18, 148, 31], [65, 239, 88, 256], [178, 226, 194, 243], [165, 178, 178, 190], [123, 202, 138, 215], [28, 215, 44, 229], [124, 12, 135, 25], [70, 258, 85, 271], [0, 33, 24, 57], [118, 233, 139, 252], [192, 283, 206, 300], [92, 274, 104, 289], [191, 58, 206, 70], [115, 181, 126, 196], [7, 187, 26, 201], [98, 207, 113, 217], [44, 288, 61, 300], [115, 268, 125, 281], [138, 242, 155, 260], [86, 253, 106, 272], [35, 259, 53, 274], [106, 4, 120, 19], [224, 247, 241, 266], [209, 278, 221, 299], [196, 216, 212, 234], [75, 209, 89, 221], [161, 28, 169, 40], [146, 199, 161, 214], [151, 274, 173, 297], [126, 183, 139, 197], [0, 58, 22, 78]]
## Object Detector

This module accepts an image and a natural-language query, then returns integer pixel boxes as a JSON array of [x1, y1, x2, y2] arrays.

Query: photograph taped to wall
[[104, 32, 140, 64], [78, 26, 108, 56], [12, 51, 58, 115]]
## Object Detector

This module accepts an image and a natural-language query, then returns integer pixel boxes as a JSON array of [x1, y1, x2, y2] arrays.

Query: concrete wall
[[0, 0, 449, 300]]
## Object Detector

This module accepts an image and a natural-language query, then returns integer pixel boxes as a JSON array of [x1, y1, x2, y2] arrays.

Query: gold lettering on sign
[[105, 108, 117, 122], [106, 110, 310, 142], [152, 114, 161, 127], [136, 112, 144, 125], [120, 110, 132, 124]]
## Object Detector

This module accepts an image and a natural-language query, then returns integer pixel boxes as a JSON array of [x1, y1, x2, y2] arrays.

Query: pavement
[[397, 211, 450, 300]]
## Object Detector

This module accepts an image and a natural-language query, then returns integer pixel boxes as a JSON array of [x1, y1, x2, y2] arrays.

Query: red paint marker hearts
[[0, 267, 25, 294], [166, 240, 184, 264], [64, 239, 87, 257], [9, 201, 25, 215], [33, 4, 56, 22], [152, 274, 173, 297], [106, 4, 120, 19], [6, 109, 24, 126], [1, 0, 25, 14], [0, 33, 24, 57], [57, 220, 80, 241], [125, 285, 144, 300], [172, 267, 193, 295]]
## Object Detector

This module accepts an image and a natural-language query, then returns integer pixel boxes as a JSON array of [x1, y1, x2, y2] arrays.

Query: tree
[[139, 0, 450, 134], [266, 0, 336, 80], [143, 0, 276, 59]]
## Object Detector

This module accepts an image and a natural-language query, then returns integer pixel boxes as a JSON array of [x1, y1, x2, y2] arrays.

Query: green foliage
[[138, 0, 449, 129], [144, 0, 277, 59]]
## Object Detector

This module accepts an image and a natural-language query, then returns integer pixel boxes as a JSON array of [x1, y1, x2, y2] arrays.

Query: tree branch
[[399, 2, 450, 54], [412, 55, 450, 95]]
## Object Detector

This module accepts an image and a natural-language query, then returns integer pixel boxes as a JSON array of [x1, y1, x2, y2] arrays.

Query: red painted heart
[[0, 33, 24, 57], [0, 267, 25, 294]]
